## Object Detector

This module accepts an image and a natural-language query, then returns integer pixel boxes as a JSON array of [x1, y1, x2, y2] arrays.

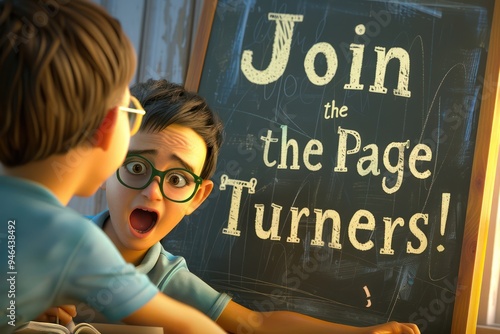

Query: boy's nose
[[141, 176, 163, 201]]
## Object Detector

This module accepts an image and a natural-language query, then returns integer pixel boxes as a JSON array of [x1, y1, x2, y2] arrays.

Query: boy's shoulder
[[1, 176, 71, 224], [0, 176, 116, 258], [0, 175, 55, 202]]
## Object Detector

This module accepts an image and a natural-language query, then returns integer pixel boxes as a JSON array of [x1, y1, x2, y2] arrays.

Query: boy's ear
[[185, 180, 214, 215], [91, 107, 119, 151]]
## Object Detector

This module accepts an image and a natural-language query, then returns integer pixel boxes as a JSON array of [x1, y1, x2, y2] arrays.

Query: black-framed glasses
[[117, 154, 203, 203], [119, 96, 145, 135]]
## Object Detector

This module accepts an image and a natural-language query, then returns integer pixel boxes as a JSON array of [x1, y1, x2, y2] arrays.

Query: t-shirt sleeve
[[158, 265, 231, 321], [56, 226, 159, 321]]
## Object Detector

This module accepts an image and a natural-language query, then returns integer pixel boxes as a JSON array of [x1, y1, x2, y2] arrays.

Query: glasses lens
[[118, 156, 152, 189], [162, 168, 198, 202]]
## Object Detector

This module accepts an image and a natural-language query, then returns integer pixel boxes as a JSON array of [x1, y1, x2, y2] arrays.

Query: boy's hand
[[362, 321, 420, 334], [35, 305, 77, 326]]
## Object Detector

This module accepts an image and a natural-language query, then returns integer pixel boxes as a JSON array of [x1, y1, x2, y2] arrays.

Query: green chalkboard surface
[[168, 1, 500, 333]]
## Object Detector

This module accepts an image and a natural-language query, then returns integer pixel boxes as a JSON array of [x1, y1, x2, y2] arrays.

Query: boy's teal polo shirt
[[0, 176, 159, 333]]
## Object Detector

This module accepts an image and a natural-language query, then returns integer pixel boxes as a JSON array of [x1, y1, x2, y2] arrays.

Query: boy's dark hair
[[130, 79, 223, 180], [0, 0, 136, 166]]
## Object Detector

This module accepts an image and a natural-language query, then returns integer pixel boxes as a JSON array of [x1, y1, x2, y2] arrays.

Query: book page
[[89, 323, 163, 334], [73, 323, 101, 334], [14, 321, 69, 334]]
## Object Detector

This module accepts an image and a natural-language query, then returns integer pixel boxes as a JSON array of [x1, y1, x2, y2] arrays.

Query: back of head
[[130, 79, 223, 180], [0, 0, 136, 167]]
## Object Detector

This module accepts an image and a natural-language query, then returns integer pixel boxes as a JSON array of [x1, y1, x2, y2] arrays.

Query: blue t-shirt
[[0, 176, 159, 333], [92, 211, 231, 320]]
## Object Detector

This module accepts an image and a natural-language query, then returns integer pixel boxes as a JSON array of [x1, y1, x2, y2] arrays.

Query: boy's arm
[[122, 292, 225, 334], [216, 300, 420, 334]]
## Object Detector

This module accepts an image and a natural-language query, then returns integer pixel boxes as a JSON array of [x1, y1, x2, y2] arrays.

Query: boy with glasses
[[0, 1, 224, 333], [88, 78, 420, 333]]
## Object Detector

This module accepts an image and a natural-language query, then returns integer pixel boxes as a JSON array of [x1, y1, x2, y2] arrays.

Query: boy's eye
[[125, 161, 147, 175], [166, 172, 188, 188]]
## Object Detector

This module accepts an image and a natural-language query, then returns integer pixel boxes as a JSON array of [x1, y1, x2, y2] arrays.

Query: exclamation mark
[[363, 285, 371, 307], [437, 193, 450, 252]]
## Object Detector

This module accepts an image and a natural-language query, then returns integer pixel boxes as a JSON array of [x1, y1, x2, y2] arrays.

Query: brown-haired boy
[[88, 78, 420, 334], [0, 1, 223, 333]]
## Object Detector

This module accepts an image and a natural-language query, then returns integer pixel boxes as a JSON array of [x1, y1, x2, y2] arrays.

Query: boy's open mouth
[[130, 208, 158, 234]]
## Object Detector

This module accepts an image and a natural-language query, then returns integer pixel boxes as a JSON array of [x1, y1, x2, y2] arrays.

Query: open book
[[14, 321, 99, 334], [14, 321, 163, 334]]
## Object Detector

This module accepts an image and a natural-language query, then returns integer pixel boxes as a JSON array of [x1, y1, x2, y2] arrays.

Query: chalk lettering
[[241, 13, 411, 97]]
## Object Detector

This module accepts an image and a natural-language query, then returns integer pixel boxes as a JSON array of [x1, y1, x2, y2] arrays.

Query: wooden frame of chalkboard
[[184, 1, 500, 332]]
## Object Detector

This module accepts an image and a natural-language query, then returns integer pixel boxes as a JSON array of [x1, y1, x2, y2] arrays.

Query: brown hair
[[0, 0, 136, 166]]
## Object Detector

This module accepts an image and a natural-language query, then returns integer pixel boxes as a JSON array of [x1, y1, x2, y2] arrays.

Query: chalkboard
[[169, 1, 500, 333]]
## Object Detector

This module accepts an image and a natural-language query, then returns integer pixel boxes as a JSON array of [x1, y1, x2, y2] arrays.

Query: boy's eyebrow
[[127, 149, 196, 172], [128, 149, 157, 156]]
